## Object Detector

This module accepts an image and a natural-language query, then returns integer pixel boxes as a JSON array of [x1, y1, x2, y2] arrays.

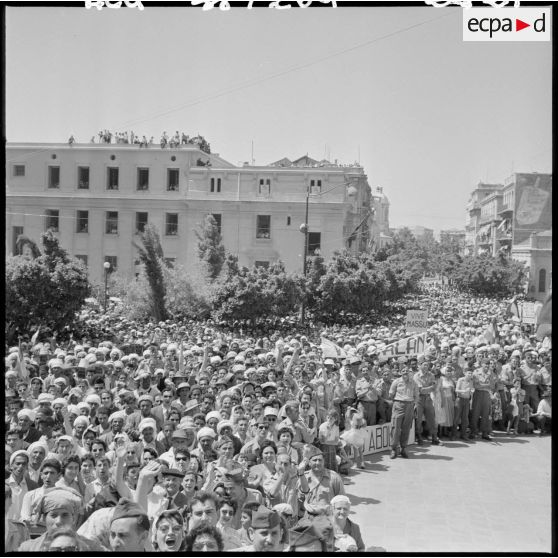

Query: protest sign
[[405, 310, 428, 333], [377, 332, 427, 358]]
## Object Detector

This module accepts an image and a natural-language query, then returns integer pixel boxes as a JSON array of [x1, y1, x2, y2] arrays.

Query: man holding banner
[[388, 366, 419, 459]]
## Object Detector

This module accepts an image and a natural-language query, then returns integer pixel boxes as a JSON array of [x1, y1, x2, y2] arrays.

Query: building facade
[[6, 143, 385, 285], [464, 172, 552, 301]]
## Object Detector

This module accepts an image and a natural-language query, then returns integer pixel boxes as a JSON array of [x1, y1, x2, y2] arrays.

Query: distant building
[[464, 172, 552, 301], [6, 142, 389, 285], [391, 225, 434, 240]]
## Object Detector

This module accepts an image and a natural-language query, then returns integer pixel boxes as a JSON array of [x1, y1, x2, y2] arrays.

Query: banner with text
[[377, 332, 427, 358], [362, 422, 416, 455], [405, 310, 428, 333], [521, 302, 537, 324]]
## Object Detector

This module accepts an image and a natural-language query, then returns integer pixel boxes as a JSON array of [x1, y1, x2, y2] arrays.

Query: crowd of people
[[4, 286, 551, 552], [65, 130, 213, 153]]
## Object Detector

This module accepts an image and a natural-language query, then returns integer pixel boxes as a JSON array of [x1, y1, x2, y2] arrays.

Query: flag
[[482, 318, 499, 345], [535, 293, 552, 340], [178, 339, 184, 374], [505, 296, 521, 322], [30, 326, 41, 346], [320, 337, 347, 359]]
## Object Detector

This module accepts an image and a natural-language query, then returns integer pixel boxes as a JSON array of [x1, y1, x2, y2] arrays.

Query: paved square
[[344, 433, 552, 553]]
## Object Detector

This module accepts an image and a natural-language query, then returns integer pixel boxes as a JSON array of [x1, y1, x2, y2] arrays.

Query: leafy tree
[[450, 253, 527, 296], [163, 263, 212, 321], [6, 232, 90, 344], [211, 261, 303, 323], [195, 215, 226, 280], [134, 224, 168, 322]]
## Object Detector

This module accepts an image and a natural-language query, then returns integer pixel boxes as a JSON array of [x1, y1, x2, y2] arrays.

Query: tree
[[195, 215, 226, 280], [211, 261, 303, 323], [134, 224, 168, 322], [450, 254, 527, 296], [163, 263, 212, 321], [6, 232, 90, 344]]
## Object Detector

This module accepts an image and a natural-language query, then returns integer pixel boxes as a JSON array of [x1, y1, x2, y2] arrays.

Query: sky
[[5, 3, 552, 233]]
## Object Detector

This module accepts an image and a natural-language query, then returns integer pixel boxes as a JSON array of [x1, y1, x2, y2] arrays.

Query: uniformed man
[[388, 365, 419, 459], [413, 357, 440, 445]]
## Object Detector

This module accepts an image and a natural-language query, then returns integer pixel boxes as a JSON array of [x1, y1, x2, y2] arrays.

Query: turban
[[138, 418, 157, 433], [109, 410, 127, 423], [85, 394, 101, 406], [76, 402, 91, 411], [27, 441, 48, 455], [37, 487, 83, 518], [272, 503, 293, 516], [17, 409, 36, 422], [197, 427, 216, 441], [9, 450, 29, 466], [68, 405, 80, 417], [205, 411, 221, 422], [37, 393, 54, 403], [72, 416, 89, 429], [216, 420, 233, 434], [52, 398, 67, 407]]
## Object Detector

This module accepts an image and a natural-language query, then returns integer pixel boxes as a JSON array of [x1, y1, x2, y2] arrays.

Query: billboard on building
[[513, 173, 552, 245]]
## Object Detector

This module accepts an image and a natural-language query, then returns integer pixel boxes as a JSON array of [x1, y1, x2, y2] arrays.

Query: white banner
[[361, 422, 416, 455], [320, 336, 348, 359], [522, 302, 536, 324], [405, 310, 428, 333], [377, 332, 427, 358]]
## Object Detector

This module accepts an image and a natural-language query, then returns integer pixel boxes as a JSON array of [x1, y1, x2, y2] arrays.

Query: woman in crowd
[[152, 510, 186, 552], [184, 522, 224, 552]]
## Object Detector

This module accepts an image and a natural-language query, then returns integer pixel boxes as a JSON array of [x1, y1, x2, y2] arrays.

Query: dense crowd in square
[[4, 286, 551, 552]]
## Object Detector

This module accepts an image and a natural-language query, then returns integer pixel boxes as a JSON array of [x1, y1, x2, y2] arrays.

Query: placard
[[521, 302, 536, 324], [405, 310, 428, 333], [362, 422, 416, 455], [377, 333, 427, 358]]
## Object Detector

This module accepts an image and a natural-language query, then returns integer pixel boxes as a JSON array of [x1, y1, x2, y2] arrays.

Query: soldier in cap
[[234, 505, 285, 552]]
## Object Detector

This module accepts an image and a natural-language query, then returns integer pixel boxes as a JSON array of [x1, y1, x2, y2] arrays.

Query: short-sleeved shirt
[[389, 377, 419, 403]]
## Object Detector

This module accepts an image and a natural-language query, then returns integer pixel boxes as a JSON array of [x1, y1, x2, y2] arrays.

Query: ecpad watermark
[[463, 7, 550, 41], [85, 0, 144, 9]]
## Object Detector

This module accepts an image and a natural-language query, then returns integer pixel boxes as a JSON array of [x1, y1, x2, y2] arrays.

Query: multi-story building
[[439, 229, 466, 251], [464, 172, 552, 301], [391, 225, 434, 240], [6, 143, 386, 285]]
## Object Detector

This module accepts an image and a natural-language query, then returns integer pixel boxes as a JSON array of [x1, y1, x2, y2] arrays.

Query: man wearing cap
[[301, 444, 345, 515], [374, 367, 394, 424], [144, 465, 189, 518], [413, 357, 440, 445], [6, 450, 38, 521], [224, 468, 263, 529], [109, 498, 151, 552], [287, 518, 325, 551], [471, 357, 496, 440], [389, 366, 419, 459], [233, 505, 285, 552], [159, 429, 193, 470], [125, 394, 164, 433], [338, 357, 360, 427]]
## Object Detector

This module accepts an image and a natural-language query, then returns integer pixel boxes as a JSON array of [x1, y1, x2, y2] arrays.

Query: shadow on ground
[[347, 493, 381, 506], [407, 447, 453, 460]]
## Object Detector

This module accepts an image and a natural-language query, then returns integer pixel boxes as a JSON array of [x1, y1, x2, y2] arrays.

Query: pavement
[[342, 432, 552, 553]]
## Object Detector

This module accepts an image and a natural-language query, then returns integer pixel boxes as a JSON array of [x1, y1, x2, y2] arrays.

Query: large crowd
[[4, 286, 552, 552], [67, 130, 212, 153]]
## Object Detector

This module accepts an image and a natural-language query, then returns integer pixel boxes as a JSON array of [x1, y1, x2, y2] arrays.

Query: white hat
[[197, 427, 216, 440], [138, 418, 157, 433]]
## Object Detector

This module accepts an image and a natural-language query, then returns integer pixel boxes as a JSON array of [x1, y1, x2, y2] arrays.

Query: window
[[259, 178, 271, 195], [48, 166, 60, 188], [136, 212, 148, 234], [107, 167, 119, 190], [310, 179, 322, 194], [538, 269, 547, 293], [104, 256, 117, 272], [167, 169, 179, 191], [164, 258, 176, 268], [12, 226, 23, 255], [287, 216, 291, 226], [75, 255, 88, 267], [76, 210, 89, 233], [13, 165, 25, 177], [45, 210, 59, 232], [105, 211, 118, 234], [137, 168, 149, 191], [210, 177, 222, 193], [211, 213, 222, 234], [166, 213, 178, 236], [256, 215, 271, 239], [255, 261, 269, 269], [308, 232, 321, 255], [78, 167, 90, 189]]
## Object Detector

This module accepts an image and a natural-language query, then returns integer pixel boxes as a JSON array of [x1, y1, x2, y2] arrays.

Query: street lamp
[[103, 261, 111, 313], [300, 185, 310, 325]]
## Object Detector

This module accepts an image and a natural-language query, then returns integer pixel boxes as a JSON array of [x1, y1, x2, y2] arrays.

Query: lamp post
[[300, 185, 310, 325], [103, 261, 111, 313]]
